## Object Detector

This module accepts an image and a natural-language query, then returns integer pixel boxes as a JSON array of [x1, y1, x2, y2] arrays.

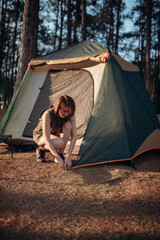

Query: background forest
[[0, 0, 160, 111]]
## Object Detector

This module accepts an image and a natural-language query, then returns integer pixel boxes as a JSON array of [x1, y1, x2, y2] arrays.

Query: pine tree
[[81, 0, 86, 40], [67, 0, 72, 46], [145, 0, 152, 94], [14, 0, 39, 95]]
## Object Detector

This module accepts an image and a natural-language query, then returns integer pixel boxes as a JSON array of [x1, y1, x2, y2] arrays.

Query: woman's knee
[[53, 138, 65, 150], [63, 121, 72, 133]]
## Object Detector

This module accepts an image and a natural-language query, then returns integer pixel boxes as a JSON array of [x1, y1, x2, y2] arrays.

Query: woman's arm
[[64, 114, 77, 169]]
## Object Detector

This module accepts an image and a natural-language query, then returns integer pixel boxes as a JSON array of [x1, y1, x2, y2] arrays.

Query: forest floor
[[0, 144, 160, 240], [0, 109, 160, 240]]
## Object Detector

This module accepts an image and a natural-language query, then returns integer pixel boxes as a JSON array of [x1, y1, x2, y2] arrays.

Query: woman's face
[[59, 102, 71, 118]]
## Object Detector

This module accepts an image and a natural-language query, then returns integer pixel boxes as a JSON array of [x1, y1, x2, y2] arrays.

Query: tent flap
[[0, 68, 33, 134], [74, 56, 160, 168]]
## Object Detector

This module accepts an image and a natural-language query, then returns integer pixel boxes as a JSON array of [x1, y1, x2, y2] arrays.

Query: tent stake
[[129, 159, 137, 170]]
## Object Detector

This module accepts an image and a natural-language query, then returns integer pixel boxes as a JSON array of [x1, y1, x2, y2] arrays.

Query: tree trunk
[[73, 0, 81, 44], [58, 0, 65, 49], [156, 18, 160, 105], [0, 0, 7, 89], [108, 0, 113, 50], [14, 0, 39, 95], [138, 0, 145, 77], [53, 0, 60, 50], [145, 0, 152, 94], [115, 0, 121, 54], [67, 0, 71, 46], [10, 0, 20, 101], [81, 0, 86, 40], [4, 14, 10, 107]]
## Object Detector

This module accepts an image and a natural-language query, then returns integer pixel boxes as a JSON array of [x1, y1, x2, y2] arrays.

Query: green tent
[[74, 54, 160, 168], [0, 40, 160, 167]]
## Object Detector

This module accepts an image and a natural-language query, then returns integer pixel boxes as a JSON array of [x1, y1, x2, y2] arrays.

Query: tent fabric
[[31, 40, 108, 62], [0, 69, 48, 141], [0, 68, 33, 135], [73, 55, 160, 168], [30, 40, 109, 68], [112, 53, 139, 72], [1, 55, 105, 144], [23, 69, 94, 139], [0, 40, 160, 168], [75, 61, 127, 166], [135, 129, 160, 154], [111, 56, 160, 154]]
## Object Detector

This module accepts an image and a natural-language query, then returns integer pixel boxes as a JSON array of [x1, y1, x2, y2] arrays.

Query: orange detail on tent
[[100, 53, 110, 62], [71, 147, 160, 170], [28, 62, 31, 68]]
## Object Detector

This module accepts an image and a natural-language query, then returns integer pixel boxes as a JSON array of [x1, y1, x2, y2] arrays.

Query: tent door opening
[[22, 69, 94, 139]]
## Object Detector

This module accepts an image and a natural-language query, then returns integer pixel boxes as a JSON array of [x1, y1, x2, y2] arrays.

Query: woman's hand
[[64, 155, 72, 170], [56, 156, 65, 170]]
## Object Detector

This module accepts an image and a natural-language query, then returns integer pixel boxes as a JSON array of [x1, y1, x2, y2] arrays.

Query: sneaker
[[36, 147, 46, 162], [54, 158, 58, 163]]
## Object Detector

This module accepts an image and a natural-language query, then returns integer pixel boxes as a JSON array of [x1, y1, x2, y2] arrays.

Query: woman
[[33, 95, 77, 170]]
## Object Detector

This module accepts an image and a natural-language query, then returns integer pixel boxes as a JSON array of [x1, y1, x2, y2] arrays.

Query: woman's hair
[[54, 95, 75, 118]]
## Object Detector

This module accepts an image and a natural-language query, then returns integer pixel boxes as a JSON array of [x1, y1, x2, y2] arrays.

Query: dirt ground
[[0, 109, 160, 239], [0, 142, 160, 240]]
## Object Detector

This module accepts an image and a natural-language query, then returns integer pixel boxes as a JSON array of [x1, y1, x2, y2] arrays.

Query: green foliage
[[129, 0, 160, 105], [0, 0, 24, 103], [0, 0, 159, 107]]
